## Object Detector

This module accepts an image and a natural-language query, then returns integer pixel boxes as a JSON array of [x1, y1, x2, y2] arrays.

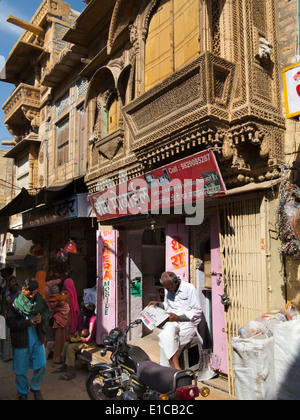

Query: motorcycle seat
[[137, 360, 192, 394]]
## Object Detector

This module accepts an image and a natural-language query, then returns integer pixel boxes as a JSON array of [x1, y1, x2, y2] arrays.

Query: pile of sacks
[[238, 305, 298, 339], [232, 303, 300, 400]]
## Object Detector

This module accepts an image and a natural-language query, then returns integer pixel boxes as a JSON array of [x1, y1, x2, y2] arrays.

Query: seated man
[[55, 302, 97, 380], [149, 271, 202, 370]]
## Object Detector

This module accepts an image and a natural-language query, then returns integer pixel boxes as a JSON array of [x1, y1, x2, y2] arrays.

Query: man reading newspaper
[[148, 271, 202, 370]]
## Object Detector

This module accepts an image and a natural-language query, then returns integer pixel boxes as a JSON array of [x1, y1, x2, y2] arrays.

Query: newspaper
[[139, 305, 169, 330]]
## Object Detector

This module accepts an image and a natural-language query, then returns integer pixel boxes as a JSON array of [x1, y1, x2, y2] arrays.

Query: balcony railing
[[2, 83, 40, 126], [123, 52, 237, 152]]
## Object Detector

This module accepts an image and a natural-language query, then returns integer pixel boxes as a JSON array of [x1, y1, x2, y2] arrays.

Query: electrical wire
[[0, 179, 22, 190]]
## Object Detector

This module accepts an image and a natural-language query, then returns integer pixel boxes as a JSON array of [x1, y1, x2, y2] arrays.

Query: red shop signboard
[[89, 149, 226, 223]]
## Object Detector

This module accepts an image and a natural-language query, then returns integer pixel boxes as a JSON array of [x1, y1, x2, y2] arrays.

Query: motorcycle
[[86, 319, 210, 401]]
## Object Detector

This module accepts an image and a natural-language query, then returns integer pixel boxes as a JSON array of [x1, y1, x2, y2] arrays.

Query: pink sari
[[49, 299, 70, 328], [63, 278, 82, 334]]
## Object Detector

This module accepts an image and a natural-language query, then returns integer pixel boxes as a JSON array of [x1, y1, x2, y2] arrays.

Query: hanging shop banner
[[89, 149, 226, 222], [96, 230, 117, 344], [96, 229, 128, 344], [282, 62, 300, 118], [165, 224, 189, 282]]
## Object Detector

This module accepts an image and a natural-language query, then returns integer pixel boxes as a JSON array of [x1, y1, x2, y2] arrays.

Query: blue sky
[[0, 0, 87, 149]]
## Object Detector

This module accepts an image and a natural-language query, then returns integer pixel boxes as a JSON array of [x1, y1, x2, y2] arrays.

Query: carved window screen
[[56, 116, 69, 167], [16, 154, 30, 190], [77, 105, 87, 176], [145, 0, 199, 91], [173, 0, 199, 71], [107, 94, 119, 134], [102, 93, 119, 136], [145, 0, 172, 91]]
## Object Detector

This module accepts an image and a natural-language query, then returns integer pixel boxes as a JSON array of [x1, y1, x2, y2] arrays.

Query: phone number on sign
[[180, 153, 210, 170]]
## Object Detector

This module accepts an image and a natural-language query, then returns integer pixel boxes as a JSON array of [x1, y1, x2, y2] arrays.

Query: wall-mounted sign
[[96, 230, 117, 344], [282, 62, 300, 118], [96, 229, 128, 344], [165, 224, 189, 282], [89, 149, 226, 223], [22, 193, 90, 228]]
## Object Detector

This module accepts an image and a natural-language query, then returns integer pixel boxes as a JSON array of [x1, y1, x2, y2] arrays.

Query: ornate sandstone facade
[[1, 0, 84, 192], [62, 0, 285, 195], [0, 0, 289, 396], [65, 4, 286, 394], [2, 0, 285, 195]]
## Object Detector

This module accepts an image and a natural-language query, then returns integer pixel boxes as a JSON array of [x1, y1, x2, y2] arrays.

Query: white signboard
[[283, 62, 300, 118]]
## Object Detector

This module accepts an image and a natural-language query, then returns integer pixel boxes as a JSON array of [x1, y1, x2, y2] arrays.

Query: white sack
[[273, 319, 300, 400], [232, 336, 276, 400]]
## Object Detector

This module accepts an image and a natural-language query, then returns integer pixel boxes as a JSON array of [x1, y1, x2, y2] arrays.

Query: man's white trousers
[[158, 321, 197, 367]]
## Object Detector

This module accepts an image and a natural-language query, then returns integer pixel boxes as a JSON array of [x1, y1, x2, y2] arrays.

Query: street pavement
[[0, 356, 235, 401], [0, 358, 90, 400]]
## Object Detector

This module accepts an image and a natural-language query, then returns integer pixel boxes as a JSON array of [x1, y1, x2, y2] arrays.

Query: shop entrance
[[218, 194, 268, 396], [127, 223, 189, 340], [192, 214, 227, 375], [141, 227, 165, 335]]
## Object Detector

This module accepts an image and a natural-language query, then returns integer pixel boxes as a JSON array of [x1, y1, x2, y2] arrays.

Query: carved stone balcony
[[123, 52, 285, 187], [123, 52, 237, 152], [2, 83, 40, 131]]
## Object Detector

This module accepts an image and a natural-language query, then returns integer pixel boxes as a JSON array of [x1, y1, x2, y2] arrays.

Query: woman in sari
[[48, 285, 70, 364], [62, 278, 82, 335], [1, 267, 17, 361]]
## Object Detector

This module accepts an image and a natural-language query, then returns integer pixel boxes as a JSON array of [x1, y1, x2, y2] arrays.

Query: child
[[49, 285, 68, 305], [5, 282, 21, 305], [70, 329, 89, 343], [57, 303, 96, 380]]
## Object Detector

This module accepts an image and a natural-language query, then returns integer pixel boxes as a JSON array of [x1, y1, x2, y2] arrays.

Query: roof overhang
[[0, 177, 87, 220], [0, 41, 46, 84], [63, 0, 116, 47], [4, 135, 41, 159]]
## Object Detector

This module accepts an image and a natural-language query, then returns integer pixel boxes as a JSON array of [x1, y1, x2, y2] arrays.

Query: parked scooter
[[86, 319, 210, 400]]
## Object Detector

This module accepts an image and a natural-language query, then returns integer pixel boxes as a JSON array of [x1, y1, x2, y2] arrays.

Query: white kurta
[[158, 281, 202, 365]]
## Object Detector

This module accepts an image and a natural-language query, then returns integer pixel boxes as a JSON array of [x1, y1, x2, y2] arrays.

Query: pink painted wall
[[117, 231, 127, 331], [96, 229, 128, 344], [210, 214, 227, 374], [96, 230, 118, 344], [165, 224, 189, 281]]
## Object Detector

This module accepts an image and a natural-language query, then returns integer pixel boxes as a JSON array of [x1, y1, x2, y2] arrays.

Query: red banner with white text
[[89, 149, 226, 222]]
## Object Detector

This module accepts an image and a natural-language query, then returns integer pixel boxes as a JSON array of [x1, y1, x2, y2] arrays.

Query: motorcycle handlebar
[[125, 318, 142, 334], [103, 319, 143, 361], [126, 319, 143, 332]]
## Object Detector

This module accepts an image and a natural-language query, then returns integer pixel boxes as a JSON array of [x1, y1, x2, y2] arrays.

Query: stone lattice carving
[[84, 0, 285, 191]]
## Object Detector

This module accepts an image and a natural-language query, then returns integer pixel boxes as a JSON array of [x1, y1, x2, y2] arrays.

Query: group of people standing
[[0, 266, 19, 362], [1, 266, 204, 400], [0, 266, 97, 400]]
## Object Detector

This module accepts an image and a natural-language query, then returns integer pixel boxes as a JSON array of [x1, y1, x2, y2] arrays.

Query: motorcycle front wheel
[[86, 370, 123, 400]]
